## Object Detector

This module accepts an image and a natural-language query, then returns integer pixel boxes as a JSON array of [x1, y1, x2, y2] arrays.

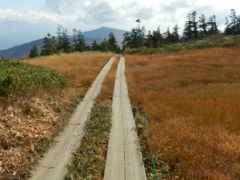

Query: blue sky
[[0, 0, 44, 11], [0, 0, 240, 49]]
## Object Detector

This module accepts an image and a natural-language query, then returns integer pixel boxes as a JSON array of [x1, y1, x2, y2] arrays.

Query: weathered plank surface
[[104, 56, 146, 180]]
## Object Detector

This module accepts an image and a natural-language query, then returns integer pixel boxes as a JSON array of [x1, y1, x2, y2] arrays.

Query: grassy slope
[[126, 48, 240, 179], [125, 35, 240, 54], [0, 61, 66, 102]]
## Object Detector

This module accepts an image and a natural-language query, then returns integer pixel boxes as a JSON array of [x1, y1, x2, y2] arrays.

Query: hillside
[[0, 27, 126, 59]]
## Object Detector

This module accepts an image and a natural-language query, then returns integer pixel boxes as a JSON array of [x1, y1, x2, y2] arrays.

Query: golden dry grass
[[126, 48, 240, 179], [97, 56, 119, 103], [26, 52, 112, 88]]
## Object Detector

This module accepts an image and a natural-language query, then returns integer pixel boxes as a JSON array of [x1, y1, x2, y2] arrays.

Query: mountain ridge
[[0, 27, 127, 59]]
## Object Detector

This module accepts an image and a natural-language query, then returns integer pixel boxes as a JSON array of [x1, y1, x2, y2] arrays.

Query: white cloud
[[0, 9, 77, 25], [2, 0, 239, 32], [1, 0, 240, 49]]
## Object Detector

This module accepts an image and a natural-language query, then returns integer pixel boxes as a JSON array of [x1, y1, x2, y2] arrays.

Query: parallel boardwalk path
[[30, 57, 115, 180], [104, 56, 147, 180]]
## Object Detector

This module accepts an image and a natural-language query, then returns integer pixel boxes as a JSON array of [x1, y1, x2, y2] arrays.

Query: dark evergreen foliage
[[73, 28, 86, 52], [29, 46, 39, 58], [40, 33, 58, 56], [207, 15, 219, 35], [225, 9, 240, 35], [56, 25, 71, 53], [198, 14, 208, 38], [123, 27, 145, 48]]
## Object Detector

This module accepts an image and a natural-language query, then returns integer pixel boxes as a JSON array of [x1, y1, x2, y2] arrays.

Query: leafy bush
[[0, 61, 67, 101]]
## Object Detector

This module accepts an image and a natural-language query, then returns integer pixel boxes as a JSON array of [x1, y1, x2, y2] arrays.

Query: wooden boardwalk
[[104, 56, 146, 180]]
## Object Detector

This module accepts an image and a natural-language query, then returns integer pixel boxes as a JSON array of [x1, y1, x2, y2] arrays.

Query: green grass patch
[[125, 35, 240, 54], [0, 60, 67, 101], [66, 103, 112, 179]]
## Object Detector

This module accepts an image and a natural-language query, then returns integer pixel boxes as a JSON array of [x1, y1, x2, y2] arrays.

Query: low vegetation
[[126, 48, 240, 179], [0, 61, 66, 102]]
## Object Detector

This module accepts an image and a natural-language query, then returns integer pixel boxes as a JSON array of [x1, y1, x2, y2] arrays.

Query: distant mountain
[[0, 39, 44, 59], [83, 27, 126, 45], [0, 27, 127, 59]]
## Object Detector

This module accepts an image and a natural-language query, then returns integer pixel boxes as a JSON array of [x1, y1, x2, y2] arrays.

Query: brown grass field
[[26, 52, 112, 88], [126, 48, 240, 179]]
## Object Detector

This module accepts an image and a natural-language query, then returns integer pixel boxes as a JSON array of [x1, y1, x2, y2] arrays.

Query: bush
[[0, 61, 67, 101]]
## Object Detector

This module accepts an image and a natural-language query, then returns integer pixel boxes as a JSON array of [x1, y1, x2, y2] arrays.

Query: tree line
[[123, 9, 240, 49], [29, 25, 121, 58]]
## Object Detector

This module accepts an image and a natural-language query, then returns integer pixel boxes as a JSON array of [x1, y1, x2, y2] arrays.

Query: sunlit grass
[[126, 47, 240, 179]]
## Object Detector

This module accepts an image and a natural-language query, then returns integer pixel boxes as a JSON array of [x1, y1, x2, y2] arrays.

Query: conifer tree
[[198, 14, 208, 38], [122, 27, 145, 48], [29, 46, 39, 58], [207, 15, 218, 35], [146, 31, 154, 48], [183, 13, 193, 40], [108, 32, 119, 52], [41, 33, 58, 56], [91, 40, 99, 51], [172, 25, 180, 43], [191, 11, 198, 39], [164, 27, 172, 43], [73, 28, 86, 52], [99, 38, 109, 52], [152, 27, 163, 47], [183, 11, 198, 40], [225, 9, 240, 35], [56, 25, 71, 53]]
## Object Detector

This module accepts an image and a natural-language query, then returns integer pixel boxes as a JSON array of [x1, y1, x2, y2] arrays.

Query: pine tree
[[207, 15, 218, 35], [73, 28, 86, 52], [191, 11, 198, 39], [123, 32, 132, 47], [41, 33, 58, 56], [183, 11, 198, 40], [91, 40, 99, 51], [56, 25, 71, 53], [108, 32, 119, 52], [164, 27, 172, 43], [123, 27, 145, 48], [152, 27, 163, 47], [183, 13, 193, 40], [172, 25, 180, 43], [225, 9, 240, 35], [198, 14, 208, 38], [99, 38, 109, 52], [145, 31, 153, 48], [29, 46, 39, 58]]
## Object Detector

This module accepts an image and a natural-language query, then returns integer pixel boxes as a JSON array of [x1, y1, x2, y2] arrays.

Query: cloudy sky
[[0, 0, 240, 49]]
